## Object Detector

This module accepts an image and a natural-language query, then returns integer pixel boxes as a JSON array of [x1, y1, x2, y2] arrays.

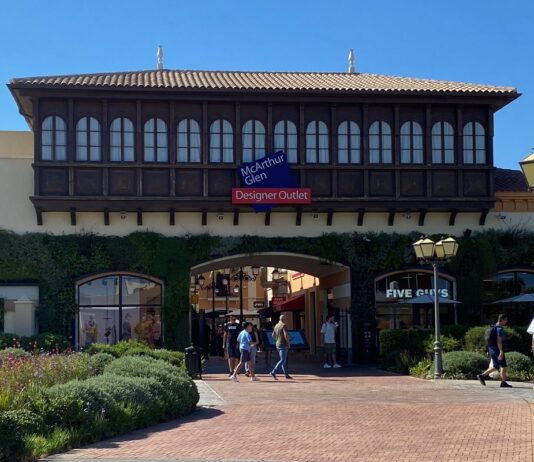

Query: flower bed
[[0, 343, 198, 461]]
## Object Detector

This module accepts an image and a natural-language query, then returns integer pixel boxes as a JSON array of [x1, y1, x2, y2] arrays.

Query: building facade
[[1, 65, 533, 358]]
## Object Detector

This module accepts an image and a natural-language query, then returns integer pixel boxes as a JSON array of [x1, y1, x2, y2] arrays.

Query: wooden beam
[[264, 210, 271, 226], [388, 209, 396, 226], [418, 208, 427, 227], [201, 209, 207, 226], [326, 209, 334, 226], [233, 209, 239, 226], [104, 208, 110, 226], [449, 209, 458, 226], [357, 208, 365, 226], [137, 208, 143, 226], [479, 209, 489, 226], [169, 208, 175, 226], [35, 207, 43, 226], [296, 209, 302, 226], [69, 208, 76, 226]]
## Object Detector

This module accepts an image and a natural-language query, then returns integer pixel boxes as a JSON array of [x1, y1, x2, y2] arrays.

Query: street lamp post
[[230, 267, 257, 322], [412, 236, 459, 379], [222, 271, 229, 315]]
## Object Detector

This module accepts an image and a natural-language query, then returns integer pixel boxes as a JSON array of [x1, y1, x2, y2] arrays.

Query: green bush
[[123, 348, 185, 368], [105, 356, 198, 414], [425, 335, 461, 356], [0, 333, 17, 350], [87, 353, 116, 375], [409, 359, 433, 379], [0, 409, 44, 460], [0, 332, 70, 353], [441, 325, 470, 342], [379, 329, 432, 372], [442, 351, 488, 379], [0, 347, 30, 361], [508, 326, 533, 356], [505, 351, 533, 381], [111, 340, 151, 356], [464, 326, 527, 355], [84, 343, 119, 357]]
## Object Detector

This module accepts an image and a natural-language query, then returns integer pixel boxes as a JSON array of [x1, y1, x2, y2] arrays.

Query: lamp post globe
[[197, 274, 205, 288]]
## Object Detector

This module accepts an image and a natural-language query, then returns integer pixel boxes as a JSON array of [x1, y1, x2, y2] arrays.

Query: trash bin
[[184, 344, 202, 379]]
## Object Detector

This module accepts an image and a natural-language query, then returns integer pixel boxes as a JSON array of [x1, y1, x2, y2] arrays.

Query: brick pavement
[[47, 362, 534, 462]]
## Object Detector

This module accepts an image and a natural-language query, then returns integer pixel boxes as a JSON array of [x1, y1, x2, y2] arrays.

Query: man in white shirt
[[321, 314, 341, 368]]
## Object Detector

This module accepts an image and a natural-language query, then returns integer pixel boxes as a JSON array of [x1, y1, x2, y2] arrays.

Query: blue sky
[[0, 0, 532, 169]]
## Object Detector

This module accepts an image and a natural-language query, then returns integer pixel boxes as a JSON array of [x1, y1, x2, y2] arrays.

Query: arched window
[[306, 121, 329, 163], [41, 116, 67, 161], [274, 120, 297, 163], [210, 119, 233, 163], [177, 119, 201, 163], [76, 117, 101, 161], [400, 121, 423, 164], [242, 120, 266, 163], [76, 272, 163, 347], [144, 118, 168, 162], [431, 121, 454, 164], [338, 121, 361, 164], [463, 121, 486, 164], [110, 117, 134, 162], [369, 121, 392, 164]]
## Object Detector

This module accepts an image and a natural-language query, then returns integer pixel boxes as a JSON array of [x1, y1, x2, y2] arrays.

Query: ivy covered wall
[[0, 229, 533, 353]]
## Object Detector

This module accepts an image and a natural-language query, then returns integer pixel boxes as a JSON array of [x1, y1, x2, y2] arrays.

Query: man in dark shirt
[[223, 315, 242, 376], [477, 314, 512, 388]]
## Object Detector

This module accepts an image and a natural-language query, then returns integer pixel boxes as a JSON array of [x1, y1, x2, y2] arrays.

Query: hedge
[[504, 351, 533, 381], [2, 355, 199, 461], [442, 351, 488, 379], [0, 332, 70, 352], [464, 326, 530, 355], [379, 328, 432, 372]]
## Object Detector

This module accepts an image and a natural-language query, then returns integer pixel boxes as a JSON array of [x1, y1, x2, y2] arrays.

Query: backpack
[[484, 325, 498, 348]]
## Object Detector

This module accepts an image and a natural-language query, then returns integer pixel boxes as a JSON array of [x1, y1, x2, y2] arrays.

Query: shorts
[[489, 347, 507, 369], [227, 343, 240, 359], [324, 343, 336, 354], [240, 349, 250, 363]]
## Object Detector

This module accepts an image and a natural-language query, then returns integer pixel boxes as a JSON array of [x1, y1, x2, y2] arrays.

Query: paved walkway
[[46, 359, 534, 462]]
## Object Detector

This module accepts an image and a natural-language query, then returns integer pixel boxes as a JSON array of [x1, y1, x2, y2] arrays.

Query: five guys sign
[[232, 151, 312, 212]]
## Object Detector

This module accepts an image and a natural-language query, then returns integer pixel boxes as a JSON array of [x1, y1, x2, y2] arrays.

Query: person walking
[[477, 314, 512, 388], [321, 314, 341, 368], [270, 314, 292, 380], [230, 322, 258, 382], [223, 315, 242, 377], [245, 324, 260, 377]]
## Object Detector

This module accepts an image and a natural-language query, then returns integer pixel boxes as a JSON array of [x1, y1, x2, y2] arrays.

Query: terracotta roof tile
[[8, 69, 518, 95]]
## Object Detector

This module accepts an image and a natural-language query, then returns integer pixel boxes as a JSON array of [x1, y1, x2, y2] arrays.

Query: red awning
[[274, 294, 305, 312]]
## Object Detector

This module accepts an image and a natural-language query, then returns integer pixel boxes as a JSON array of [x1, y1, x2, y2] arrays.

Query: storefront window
[[375, 270, 455, 330], [76, 273, 163, 348]]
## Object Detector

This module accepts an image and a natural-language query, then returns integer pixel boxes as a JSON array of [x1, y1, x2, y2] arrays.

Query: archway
[[189, 252, 351, 363]]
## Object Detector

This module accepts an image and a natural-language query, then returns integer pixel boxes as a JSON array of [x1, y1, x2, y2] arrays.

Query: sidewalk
[[46, 360, 534, 462]]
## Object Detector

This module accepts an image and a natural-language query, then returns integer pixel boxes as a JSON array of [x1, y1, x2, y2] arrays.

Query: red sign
[[232, 188, 312, 205], [291, 272, 304, 280], [272, 296, 287, 307]]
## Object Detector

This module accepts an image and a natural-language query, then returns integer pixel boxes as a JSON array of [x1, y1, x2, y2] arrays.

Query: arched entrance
[[189, 252, 351, 362]]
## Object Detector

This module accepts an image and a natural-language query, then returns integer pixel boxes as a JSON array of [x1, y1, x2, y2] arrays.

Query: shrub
[[0, 409, 43, 460], [409, 359, 433, 379], [441, 325, 470, 343], [0, 333, 17, 350], [84, 343, 119, 357], [464, 326, 526, 355], [425, 335, 460, 356], [442, 351, 488, 379], [149, 349, 185, 368], [87, 353, 116, 375], [0, 347, 30, 361], [505, 351, 533, 381], [111, 340, 151, 357], [21, 333, 71, 353], [379, 329, 432, 372]]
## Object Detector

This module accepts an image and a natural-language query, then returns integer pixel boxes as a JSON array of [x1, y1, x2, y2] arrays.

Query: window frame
[[337, 120, 361, 164], [242, 119, 266, 163], [209, 119, 234, 164], [306, 120, 329, 164], [110, 117, 135, 163], [274, 120, 298, 164], [431, 121, 455, 165], [177, 118, 201, 163], [41, 115, 67, 161], [76, 116, 101, 162], [144, 118, 168, 163], [368, 121, 392, 164], [400, 121, 424, 165], [463, 121, 486, 165]]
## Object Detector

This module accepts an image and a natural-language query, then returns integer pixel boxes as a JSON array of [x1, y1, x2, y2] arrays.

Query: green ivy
[[0, 229, 533, 353]]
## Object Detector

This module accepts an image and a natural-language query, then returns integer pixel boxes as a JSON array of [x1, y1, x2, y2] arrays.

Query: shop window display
[[76, 273, 163, 348]]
